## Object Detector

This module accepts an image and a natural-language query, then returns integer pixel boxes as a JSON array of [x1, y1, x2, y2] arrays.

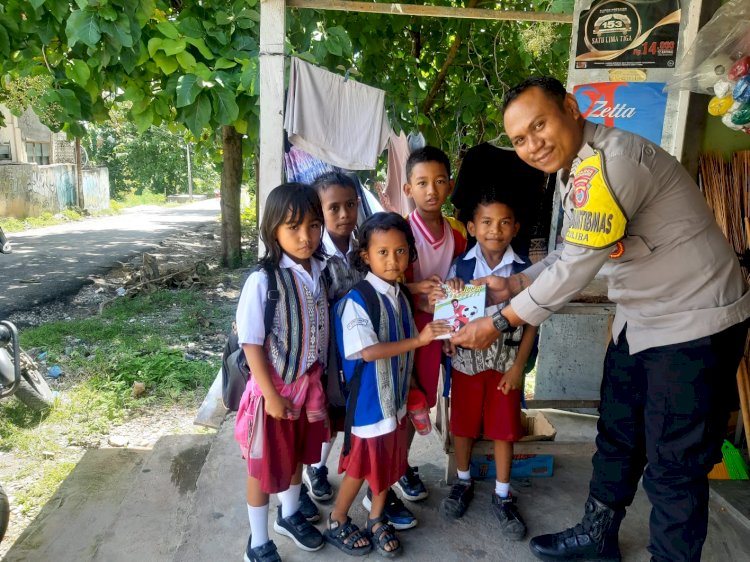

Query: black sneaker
[[491, 493, 527, 541], [299, 483, 320, 522], [303, 465, 333, 501], [272, 506, 324, 552], [440, 478, 474, 519], [244, 536, 282, 562], [395, 465, 428, 502], [362, 487, 418, 530]]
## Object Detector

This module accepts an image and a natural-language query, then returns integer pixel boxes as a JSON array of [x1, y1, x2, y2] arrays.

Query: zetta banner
[[573, 82, 668, 144], [575, 0, 681, 69]]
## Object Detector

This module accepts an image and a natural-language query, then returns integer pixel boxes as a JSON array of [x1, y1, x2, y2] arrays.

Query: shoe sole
[[302, 470, 333, 502], [361, 495, 418, 531], [272, 521, 325, 552], [394, 481, 428, 502], [528, 543, 621, 562]]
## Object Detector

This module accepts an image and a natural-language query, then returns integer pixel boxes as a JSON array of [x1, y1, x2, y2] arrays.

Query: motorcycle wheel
[[14, 351, 54, 411], [0, 482, 9, 543]]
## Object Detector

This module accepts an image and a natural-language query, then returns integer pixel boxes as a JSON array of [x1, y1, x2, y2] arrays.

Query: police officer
[[452, 76, 750, 562]]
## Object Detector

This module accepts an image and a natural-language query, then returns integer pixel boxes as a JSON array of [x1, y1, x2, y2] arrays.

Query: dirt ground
[[0, 221, 250, 557]]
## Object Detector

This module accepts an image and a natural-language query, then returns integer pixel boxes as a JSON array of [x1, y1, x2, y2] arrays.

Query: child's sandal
[[324, 515, 372, 556], [366, 515, 402, 558]]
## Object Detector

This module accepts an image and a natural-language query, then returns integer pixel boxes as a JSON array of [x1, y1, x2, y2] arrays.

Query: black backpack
[[221, 264, 278, 411], [333, 280, 414, 455]]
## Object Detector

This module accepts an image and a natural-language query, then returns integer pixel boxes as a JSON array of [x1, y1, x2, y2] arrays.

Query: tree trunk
[[221, 125, 243, 268]]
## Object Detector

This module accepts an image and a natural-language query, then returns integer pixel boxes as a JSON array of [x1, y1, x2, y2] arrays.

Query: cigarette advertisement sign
[[573, 82, 668, 144], [575, 0, 681, 69]]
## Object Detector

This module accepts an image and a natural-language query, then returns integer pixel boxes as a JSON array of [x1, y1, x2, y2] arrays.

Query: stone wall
[[0, 163, 109, 218]]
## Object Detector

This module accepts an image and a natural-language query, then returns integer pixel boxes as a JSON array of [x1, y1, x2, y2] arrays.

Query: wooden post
[[258, 0, 286, 238]]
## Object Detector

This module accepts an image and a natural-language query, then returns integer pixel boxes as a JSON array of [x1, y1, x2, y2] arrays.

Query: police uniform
[[513, 121, 750, 561]]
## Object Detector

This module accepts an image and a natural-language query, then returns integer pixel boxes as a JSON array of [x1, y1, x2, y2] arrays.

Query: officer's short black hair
[[503, 76, 567, 114]]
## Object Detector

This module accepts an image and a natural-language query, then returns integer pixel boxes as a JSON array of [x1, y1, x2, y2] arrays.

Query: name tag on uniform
[[565, 151, 627, 250]]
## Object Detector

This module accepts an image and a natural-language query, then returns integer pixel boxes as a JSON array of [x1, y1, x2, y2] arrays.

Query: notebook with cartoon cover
[[433, 283, 487, 340]]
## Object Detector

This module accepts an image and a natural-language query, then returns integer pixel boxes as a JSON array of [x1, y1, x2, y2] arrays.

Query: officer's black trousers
[[589, 321, 747, 562]]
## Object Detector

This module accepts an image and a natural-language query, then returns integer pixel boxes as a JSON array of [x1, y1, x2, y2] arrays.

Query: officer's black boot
[[529, 495, 624, 562]]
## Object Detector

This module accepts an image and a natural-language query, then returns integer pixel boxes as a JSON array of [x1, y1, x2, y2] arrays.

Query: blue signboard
[[573, 82, 668, 144]]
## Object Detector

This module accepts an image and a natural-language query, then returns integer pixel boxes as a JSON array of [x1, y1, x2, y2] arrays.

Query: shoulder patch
[[564, 151, 627, 249]]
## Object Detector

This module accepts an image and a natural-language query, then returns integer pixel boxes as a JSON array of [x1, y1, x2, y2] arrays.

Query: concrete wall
[[82, 166, 110, 212], [0, 163, 109, 217]]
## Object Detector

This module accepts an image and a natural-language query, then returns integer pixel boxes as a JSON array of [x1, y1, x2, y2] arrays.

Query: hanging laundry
[[284, 145, 341, 184], [284, 58, 391, 170], [452, 143, 553, 261], [383, 131, 415, 216]]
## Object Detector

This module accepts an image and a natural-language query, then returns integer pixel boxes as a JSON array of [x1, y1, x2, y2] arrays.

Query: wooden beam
[[287, 0, 573, 23], [258, 0, 287, 231]]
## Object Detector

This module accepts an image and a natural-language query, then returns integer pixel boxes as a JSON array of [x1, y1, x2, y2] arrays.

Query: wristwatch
[[491, 310, 515, 333]]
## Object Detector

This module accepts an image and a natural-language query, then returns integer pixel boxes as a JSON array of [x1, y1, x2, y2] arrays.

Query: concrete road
[[0, 198, 220, 317]]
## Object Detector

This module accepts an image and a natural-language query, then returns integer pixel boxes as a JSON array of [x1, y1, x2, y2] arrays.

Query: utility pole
[[186, 141, 194, 201], [75, 138, 84, 209]]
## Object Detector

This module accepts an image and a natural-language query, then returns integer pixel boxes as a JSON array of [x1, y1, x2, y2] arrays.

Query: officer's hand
[[450, 316, 500, 350], [471, 275, 512, 305]]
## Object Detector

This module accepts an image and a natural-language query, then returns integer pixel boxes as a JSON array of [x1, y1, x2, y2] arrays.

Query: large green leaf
[[65, 59, 91, 86], [212, 87, 239, 125], [186, 37, 214, 60], [132, 103, 154, 133], [181, 93, 212, 136], [66, 9, 101, 48], [179, 17, 204, 39], [176, 74, 204, 108], [135, 0, 156, 27], [157, 21, 179, 39], [213, 57, 237, 70], [153, 52, 179, 75], [176, 50, 197, 71], [162, 38, 186, 56]]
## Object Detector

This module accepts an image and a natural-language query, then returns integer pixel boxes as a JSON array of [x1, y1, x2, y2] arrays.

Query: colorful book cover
[[433, 283, 486, 340]]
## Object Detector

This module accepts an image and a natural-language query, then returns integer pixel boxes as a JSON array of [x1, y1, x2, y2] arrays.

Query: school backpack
[[221, 264, 278, 411], [332, 279, 414, 455]]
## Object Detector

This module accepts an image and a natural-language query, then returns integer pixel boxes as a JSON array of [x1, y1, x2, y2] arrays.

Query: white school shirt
[[236, 254, 325, 346], [340, 272, 400, 361], [340, 271, 408, 437], [322, 230, 355, 264], [447, 243, 526, 315]]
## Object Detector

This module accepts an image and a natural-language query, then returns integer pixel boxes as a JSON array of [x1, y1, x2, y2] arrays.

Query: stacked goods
[[698, 152, 747, 269]]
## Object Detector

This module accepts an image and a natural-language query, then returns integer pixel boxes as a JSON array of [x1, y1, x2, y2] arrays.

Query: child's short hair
[[470, 190, 519, 222], [352, 212, 417, 272], [259, 182, 324, 268], [405, 146, 451, 182], [312, 171, 358, 197]]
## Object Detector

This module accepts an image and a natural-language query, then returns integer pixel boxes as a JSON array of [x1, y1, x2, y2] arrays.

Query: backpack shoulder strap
[[351, 279, 382, 335], [454, 253, 476, 283], [252, 263, 279, 338], [511, 255, 532, 275]]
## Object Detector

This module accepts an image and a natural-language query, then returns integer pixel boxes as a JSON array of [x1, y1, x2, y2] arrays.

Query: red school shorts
[[449, 367, 523, 442], [413, 310, 442, 409]]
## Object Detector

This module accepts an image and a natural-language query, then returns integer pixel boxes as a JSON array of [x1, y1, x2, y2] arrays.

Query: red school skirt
[[247, 406, 329, 494], [338, 417, 409, 496]]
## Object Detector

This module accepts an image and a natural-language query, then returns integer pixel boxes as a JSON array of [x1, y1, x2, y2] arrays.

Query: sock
[[278, 483, 301, 518], [248, 504, 270, 548], [495, 480, 510, 498], [313, 440, 334, 469], [457, 468, 471, 481]]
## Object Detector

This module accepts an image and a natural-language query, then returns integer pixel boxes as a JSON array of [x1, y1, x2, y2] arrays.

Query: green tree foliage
[[0, 0, 571, 267], [84, 114, 220, 200]]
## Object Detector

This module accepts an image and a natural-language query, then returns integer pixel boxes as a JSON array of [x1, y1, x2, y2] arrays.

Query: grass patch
[[2, 281, 236, 462], [112, 189, 167, 208], [15, 461, 77, 516]]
